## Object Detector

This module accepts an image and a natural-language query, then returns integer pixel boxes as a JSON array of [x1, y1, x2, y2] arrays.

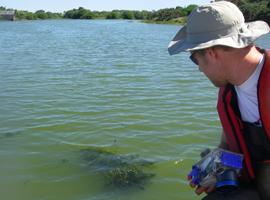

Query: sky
[[0, 0, 211, 13]]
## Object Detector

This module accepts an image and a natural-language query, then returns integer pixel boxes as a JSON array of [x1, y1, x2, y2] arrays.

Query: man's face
[[190, 48, 228, 87]]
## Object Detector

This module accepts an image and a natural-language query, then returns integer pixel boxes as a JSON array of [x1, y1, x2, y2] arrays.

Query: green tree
[[106, 11, 121, 19], [77, 7, 89, 19], [140, 10, 151, 20], [63, 9, 75, 18], [133, 11, 143, 19], [122, 10, 134, 19], [35, 10, 48, 19], [81, 11, 94, 19], [239, 1, 270, 22], [182, 4, 197, 16], [25, 12, 37, 20], [45, 12, 62, 19], [64, 7, 93, 19]]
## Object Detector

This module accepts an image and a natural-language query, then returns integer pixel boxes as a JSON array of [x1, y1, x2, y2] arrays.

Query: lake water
[[0, 19, 269, 200]]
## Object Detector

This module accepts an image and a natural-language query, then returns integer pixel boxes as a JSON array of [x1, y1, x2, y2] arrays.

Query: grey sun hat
[[168, 1, 270, 55]]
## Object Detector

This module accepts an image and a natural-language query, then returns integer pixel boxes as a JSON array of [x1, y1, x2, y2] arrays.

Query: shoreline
[[0, 17, 186, 25]]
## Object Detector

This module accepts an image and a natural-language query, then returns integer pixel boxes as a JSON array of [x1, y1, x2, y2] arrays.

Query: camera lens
[[216, 169, 238, 192]]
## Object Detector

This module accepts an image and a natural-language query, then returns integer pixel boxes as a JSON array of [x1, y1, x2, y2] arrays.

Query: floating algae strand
[[80, 148, 155, 189]]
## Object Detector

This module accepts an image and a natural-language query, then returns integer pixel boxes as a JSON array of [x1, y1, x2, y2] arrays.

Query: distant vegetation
[[17, 10, 62, 20], [0, 6, 62, 20], [0, 5, 197, 24], [0, 0, 270, 24], [232, 0, 270, 24]]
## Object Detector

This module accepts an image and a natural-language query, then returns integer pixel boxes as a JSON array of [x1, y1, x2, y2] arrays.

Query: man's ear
[[207, 48, 219, 60]]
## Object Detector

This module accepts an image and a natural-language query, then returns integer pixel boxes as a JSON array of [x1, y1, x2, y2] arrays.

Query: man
[[168, 1, 270, 200]]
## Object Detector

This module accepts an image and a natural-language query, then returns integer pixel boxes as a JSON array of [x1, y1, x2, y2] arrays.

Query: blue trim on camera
[[216, 180, 238, 188], [221, 151, 242, 169]]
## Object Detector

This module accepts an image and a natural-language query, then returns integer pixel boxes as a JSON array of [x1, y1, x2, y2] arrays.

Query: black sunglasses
[[189, 52, 199, 65], [189, 49, 205, 65]]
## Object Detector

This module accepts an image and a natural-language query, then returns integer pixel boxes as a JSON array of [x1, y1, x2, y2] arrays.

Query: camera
[[188, 148, 243, 191]]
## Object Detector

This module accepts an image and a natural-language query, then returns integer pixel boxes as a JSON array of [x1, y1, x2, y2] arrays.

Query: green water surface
[[0, 19, 269, 200]]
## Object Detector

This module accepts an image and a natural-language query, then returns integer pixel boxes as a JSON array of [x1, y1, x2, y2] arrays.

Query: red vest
[[217, 51, 270, 180]]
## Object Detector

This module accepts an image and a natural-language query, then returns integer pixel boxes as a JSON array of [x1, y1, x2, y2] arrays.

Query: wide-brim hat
[[168, 1, 270, 55]]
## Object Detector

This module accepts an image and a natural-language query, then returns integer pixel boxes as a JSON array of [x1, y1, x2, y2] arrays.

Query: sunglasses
[[189, 52, 199, 65], [189, 49, 205, 65]]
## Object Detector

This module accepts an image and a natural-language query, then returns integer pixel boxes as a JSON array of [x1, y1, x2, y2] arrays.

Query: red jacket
[[217, 51, 270, 179]]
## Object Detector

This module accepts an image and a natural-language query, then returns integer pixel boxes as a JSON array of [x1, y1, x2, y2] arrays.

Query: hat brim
[[168, 20, 270, 55]]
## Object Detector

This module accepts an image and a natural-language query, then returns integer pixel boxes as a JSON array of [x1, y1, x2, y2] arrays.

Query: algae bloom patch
[[80, 148, 155, 189]]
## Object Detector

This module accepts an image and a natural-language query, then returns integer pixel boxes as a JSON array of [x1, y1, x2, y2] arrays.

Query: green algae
[[80, 148, 155, 189]]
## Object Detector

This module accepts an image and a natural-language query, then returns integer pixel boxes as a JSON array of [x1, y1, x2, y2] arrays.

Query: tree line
[[0, 6, 62, 20], [0, 5, 196, 22], [230, 0, 270, 24], [1, 1, 270, 24]]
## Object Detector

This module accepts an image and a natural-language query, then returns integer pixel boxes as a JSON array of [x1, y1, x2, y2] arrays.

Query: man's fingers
[[195, 186, 207, 195], [189, 181, 196, 188], [205, 185, 215, 194]]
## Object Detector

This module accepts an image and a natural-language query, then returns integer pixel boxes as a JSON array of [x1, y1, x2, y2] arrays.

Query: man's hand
[[188, 176, 215, 195]]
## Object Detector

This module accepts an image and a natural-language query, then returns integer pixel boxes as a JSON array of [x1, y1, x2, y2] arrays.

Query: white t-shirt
[[234, 55, 264, 123]]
